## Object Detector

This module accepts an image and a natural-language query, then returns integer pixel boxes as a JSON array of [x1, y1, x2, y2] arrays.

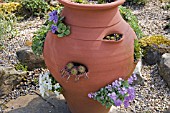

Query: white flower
[[54, 90, 60, 96], [39, 71, 62, 97], [54, 83, 60, 90], [39, 85, 45, 97]]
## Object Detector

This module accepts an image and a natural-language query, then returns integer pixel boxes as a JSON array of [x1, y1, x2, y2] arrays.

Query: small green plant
[[0, 14, 17, 40], [125, 0, 147, 5], [134, 39, 142, 62], [48, 9, 70, 37], [60, 62, 88, 82], [15, 63, 28, 71], [32, 25, 49, 56], [119, 6, 144, 39], [32, 8, 71, 56], [103, 34, 122, 41], [21, 0, 50, 17]]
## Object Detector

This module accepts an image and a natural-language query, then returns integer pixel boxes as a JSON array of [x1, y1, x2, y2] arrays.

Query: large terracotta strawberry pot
[[43, 0, 137, 113]]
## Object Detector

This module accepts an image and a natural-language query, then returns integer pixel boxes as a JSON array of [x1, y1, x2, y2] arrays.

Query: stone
[[133, 60, 145, 86], [4, 93, 71, 113], [158, 53, 170, 88], [143, 46, 161, 65], [16, 47, 46, 71], [0, 66, 27, 97]]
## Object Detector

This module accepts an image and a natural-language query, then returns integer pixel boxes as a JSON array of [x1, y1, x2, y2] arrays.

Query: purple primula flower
[[128, 87, 135, 94], [114, 99, 122, 106], [112, 80, 121, 88], [108, 92, 117, 101], [119, 87, 127, 95], [128, 93, 135, 101], [48, 10, 58, 23], [51, 25, 58, 33], [124, 96, 130, 101], [132, 73, 137, 80], [127, 87, 135, 101], [106, 85, 112, 91], [124, 100, 130, 108], [128, 76, 134, 84], [53, 16, 58, 23], [88, 93, 93, 98]]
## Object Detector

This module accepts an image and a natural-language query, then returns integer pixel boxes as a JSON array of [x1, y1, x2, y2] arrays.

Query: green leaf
[[58, 23, 63, 29], [57, 33, 64, 37], [64, 30, 70, 35], [122, 81, 129, 88], [57, 28, 62, 33], [62, 25, 67, 31]]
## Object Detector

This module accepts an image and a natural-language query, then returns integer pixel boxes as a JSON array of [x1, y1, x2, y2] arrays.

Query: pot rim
[[58, 0, 125, 10]]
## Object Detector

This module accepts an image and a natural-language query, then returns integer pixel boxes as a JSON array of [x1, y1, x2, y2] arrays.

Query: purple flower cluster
[[128, 73, 137, 84], [48, 10, 58, 34], [49, 10, 58, 23], [88, 74, 137, 108]]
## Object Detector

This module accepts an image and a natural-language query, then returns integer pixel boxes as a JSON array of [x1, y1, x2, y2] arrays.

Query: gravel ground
[[0, 0, 170, 113], [125, 0, 170, 39]]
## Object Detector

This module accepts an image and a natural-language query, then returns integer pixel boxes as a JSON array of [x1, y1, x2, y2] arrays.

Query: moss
[[15, 63, 28, 71], [139, 35, 170, 57], [0, 2, 22, 15], [139, 35, 170, 48]]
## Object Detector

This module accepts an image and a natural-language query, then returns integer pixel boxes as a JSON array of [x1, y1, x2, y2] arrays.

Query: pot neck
[[61, 5, 123, 28], [58, 0, 125, 10]]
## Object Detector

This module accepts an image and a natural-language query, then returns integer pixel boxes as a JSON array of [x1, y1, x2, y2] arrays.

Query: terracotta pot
[[43, 0, 137, 113]]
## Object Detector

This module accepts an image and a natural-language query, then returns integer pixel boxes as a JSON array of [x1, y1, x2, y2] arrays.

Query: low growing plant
[[88, 74, 137, 108], [32, 8, 70, 56], [15, 63, 28, 71], [139, 35, 170, 57], [0, 2, 21, 14], [119, 6, 144, 39], [134, 39, 142, 62], [39, 71, 63, 97], [32, 25, 49, 56], [0, 13, 17, 40], [125, 0, 147, 5], [39, 70, 137, 109], [21, 0, 50, 17], [139, 35, 170, 48]]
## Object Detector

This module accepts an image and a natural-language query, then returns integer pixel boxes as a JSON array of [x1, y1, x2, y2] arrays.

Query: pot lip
[[58, 0, 125, 10]]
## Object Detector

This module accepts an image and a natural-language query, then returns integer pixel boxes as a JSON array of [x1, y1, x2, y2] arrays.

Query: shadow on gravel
[[7, 96, 71, 113]]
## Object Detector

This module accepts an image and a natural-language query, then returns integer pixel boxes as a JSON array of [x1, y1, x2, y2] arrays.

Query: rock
[[143, 46, 161, 65], [4, 93, 71, 113], [0, 66, 27, 97], [158, 53, 170, 88], [16, 47, 46, 71], [133, 60, 145, 86]]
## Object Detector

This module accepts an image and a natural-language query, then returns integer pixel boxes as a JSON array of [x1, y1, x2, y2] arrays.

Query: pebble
[[125, 0, 170, 39]]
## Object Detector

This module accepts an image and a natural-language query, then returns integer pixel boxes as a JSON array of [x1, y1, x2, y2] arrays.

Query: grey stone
[[133, 60, 145, 86], [143, 46, 161, 65], [16, 47, 46, 71], [4, 93, 71, 113], [0, 66, 27, 97], [158, 53, 170, 88]]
